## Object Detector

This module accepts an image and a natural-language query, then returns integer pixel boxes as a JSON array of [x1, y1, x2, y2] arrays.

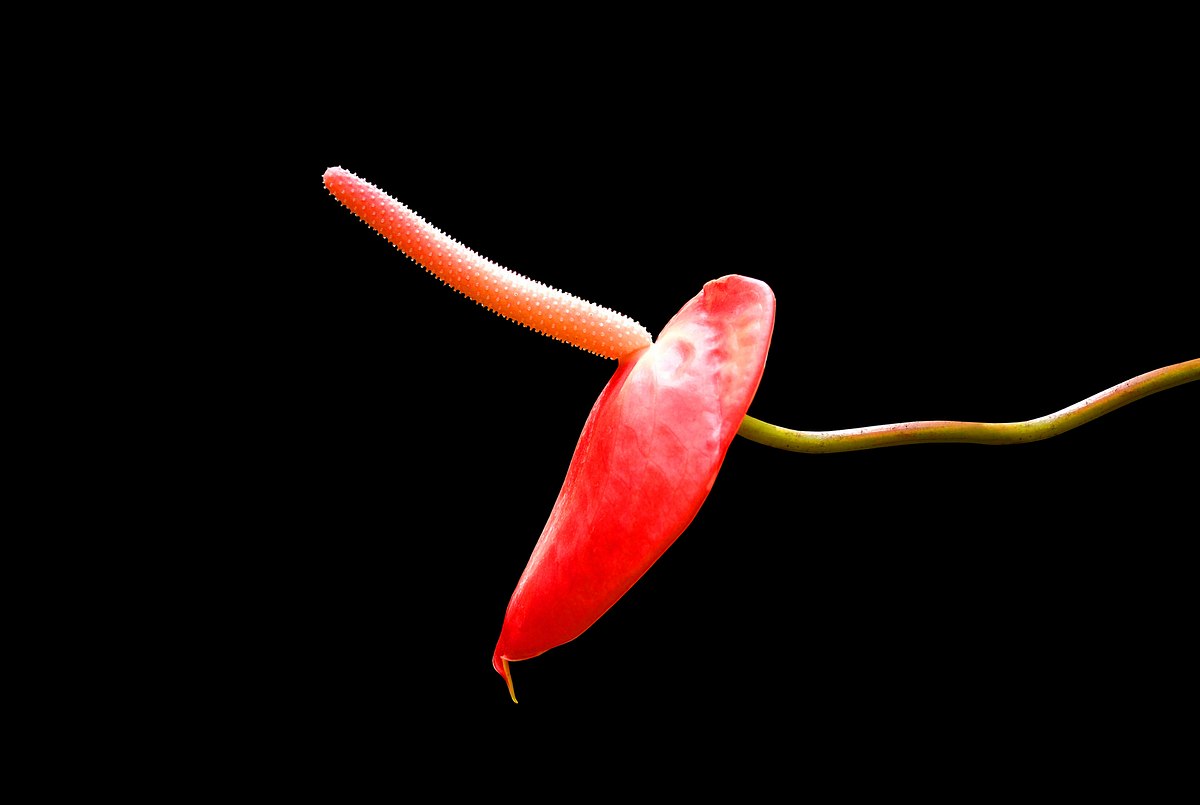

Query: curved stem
[[737, 358, 1200, 453]]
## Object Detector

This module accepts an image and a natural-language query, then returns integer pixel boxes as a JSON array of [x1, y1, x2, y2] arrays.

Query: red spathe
[[493, 275, 776, 688]]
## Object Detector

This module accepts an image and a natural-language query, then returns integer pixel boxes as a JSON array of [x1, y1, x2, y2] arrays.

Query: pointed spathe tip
[[494, 654, 518, 703]]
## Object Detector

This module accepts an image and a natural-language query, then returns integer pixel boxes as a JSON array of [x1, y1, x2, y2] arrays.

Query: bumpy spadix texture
[[323, 167, 652, 360], [493, 275, 775, 700]]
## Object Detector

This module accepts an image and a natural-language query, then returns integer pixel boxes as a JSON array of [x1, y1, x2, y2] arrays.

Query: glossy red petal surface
[[493, 275, 775, 682]]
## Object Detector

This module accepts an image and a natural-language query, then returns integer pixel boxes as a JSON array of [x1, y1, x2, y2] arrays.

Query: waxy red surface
[[493, 275, 775, 697]]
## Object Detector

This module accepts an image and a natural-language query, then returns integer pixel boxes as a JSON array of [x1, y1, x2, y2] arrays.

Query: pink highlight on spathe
[[323, 167, 653, 360]]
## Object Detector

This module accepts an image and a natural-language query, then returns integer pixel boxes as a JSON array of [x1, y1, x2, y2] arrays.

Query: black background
[[162, 21, 1196, 768]]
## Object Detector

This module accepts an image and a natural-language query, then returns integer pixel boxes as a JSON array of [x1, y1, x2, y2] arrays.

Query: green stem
[[737, 358, 1200, 453]]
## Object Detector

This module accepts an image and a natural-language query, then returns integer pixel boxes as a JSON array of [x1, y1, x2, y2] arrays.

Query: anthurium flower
[[323, 165, 1198, 703], [323, 167, 774, 702]]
